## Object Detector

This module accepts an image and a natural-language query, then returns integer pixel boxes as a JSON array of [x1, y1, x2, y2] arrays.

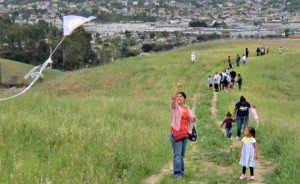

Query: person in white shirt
[[221, 70, 229, 92], [213, 72, 220, 92], [191, 52, 196, 63], [242, 54, 247, 66]]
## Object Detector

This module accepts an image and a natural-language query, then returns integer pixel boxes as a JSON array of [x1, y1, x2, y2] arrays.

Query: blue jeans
[[226, 128, 232, 138], [169, 132, 188, 177], [236, 116, 249, 137]]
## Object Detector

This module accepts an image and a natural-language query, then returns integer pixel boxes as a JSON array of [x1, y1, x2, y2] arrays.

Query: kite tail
[[0, 37, 66, 101]]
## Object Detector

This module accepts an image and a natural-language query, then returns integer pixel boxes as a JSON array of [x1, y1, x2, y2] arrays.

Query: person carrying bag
[[169, 80, 197, 179]]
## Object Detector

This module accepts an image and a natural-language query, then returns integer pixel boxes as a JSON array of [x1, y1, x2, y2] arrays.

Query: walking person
[[227, 56, 232, 69], [208, 75, 213, 88], [221, 70, 229, 92], [219, 73, 223, 91], [191, 52, 196, 63], [221, 112, 235, 139], [237, 74, 242, 91], [230, 69, 237, 88], [245, 48, 249, 58], [170, 80, 197, 179], [239, 127, 259, 181], [256, 47, 260, 56], [278, 46, 283, 55], [242, 54, 247, 66], [213, 72, 220, 92], [236, 54, 240, 67], [234, 96, 251, 140]]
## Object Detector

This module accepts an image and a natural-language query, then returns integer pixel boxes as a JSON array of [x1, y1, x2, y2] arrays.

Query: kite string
[[0, 36, 66, 101], [50, 36, 66, 58]]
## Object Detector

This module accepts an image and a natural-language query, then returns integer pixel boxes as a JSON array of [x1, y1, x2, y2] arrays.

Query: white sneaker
[[230, 137, 233, 140], [236, 136, 240, 140]]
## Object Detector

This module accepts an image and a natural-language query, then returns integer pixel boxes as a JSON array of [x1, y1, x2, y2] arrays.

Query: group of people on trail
[[169, 81, 258, 181], [235, 54, 247, 67], [168, 45, 278, 181], [208, 69, 242, 92], [256, 45, 269, 56]]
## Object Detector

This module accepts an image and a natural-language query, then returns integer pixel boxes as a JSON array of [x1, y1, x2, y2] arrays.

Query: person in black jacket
[[230, 69, 237, 88]]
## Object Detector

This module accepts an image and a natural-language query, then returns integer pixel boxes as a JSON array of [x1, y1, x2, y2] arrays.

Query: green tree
[[142, 43, 155, 52], [125, 30, 131, 38], [149, 32, 156, 39], [189, 21, 208, 27], [284, 28, 290, 38]]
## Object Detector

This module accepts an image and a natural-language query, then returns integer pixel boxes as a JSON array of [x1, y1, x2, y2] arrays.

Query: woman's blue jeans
[[169, 132, 188, 177], [236, 116, 249, 137]]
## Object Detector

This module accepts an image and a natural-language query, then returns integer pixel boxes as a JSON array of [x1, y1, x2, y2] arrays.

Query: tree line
[[0, 16, 98, 71]]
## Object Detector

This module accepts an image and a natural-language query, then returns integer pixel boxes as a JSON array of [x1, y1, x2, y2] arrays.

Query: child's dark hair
[[226, 112, 232, 117], [247, 127, 256, 138], [240, 96, 246, 102], [178, 92, 186, 99]]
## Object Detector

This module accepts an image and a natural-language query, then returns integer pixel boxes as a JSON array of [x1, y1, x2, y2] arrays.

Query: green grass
[[0, 39, 299, 183]]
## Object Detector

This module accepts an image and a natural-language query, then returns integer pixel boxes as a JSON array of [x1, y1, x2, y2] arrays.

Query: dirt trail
[[141, 160, 173, 184], [141, 93, 201, 184], [210, 91, 274, 184]]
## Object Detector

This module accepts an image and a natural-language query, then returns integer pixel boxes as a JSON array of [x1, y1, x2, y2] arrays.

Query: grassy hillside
[[0, 58, 62, 85], [0, 39, 299, 183]]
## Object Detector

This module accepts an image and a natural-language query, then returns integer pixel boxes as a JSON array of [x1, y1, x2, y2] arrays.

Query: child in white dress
[[238, 127, 259, 181]]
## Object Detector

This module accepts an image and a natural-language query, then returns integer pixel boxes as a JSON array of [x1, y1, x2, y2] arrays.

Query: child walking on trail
[[220, 112, 235, 139], [239, 127, 259, 181]]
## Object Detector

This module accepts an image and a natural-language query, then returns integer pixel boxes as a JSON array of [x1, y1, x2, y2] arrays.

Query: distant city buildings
[[1, 0, 300, 49]]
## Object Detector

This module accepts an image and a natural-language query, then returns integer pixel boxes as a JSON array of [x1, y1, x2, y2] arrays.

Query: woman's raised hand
[[177, 80, 182, 88]]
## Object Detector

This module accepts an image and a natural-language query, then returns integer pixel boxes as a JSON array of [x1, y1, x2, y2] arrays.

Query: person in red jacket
[[228, 56, 232, 69]]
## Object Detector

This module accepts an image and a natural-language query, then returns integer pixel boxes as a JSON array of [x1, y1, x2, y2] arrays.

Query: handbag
[[172, 129, 189, 142], [188, 124, 197, 141]]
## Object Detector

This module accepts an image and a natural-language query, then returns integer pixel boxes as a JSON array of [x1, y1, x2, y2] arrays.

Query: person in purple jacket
[[221, 112, 235, 139]]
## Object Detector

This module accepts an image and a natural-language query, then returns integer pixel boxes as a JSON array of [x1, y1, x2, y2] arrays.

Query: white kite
[[63, 15, 96, 36], [0, 15, 96, 101]]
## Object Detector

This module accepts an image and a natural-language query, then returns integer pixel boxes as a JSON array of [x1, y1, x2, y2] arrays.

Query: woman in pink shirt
[[170, 80, 197, 179]]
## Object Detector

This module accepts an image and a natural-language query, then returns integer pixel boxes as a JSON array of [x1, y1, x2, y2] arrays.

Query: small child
[[220, 112, 235, 139], [208, 75, 213, 88], [239, 127, 259, 181], [228, 82, 233, 92]]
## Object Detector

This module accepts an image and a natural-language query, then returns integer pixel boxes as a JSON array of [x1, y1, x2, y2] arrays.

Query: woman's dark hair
[[178, 92, 186, 99], [240, 96, 246, 102], [247, 127, 256, 138], [226, 112, 232, 117]]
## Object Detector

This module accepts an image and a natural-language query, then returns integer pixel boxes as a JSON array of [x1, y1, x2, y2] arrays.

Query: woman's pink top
[[170, 100, 196, 134]]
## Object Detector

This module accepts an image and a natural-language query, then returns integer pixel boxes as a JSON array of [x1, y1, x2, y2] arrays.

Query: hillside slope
[[0, 39, 299, 183], [0, 58, 62, 85]]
